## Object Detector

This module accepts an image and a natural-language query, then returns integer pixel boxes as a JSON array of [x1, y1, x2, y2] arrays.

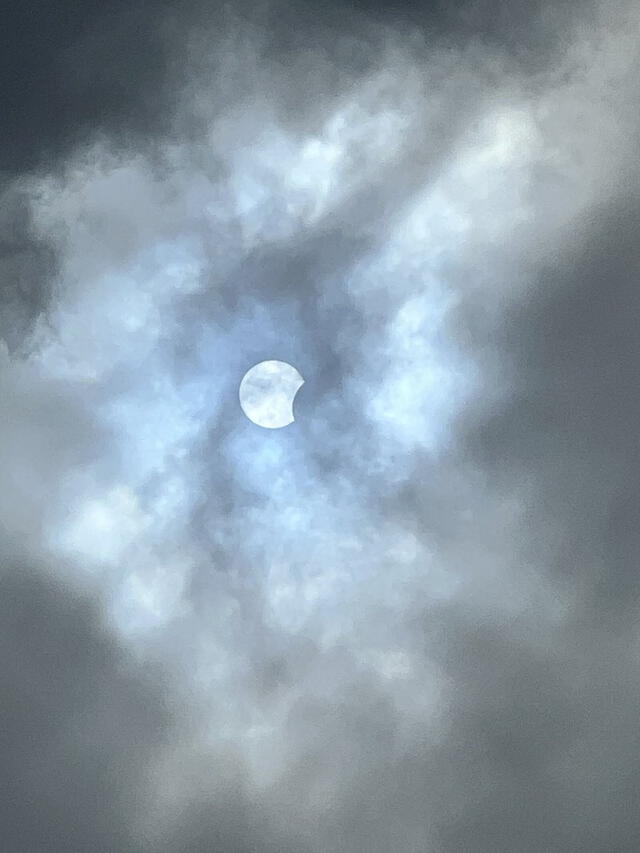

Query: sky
[[1, 1, 640, 851]]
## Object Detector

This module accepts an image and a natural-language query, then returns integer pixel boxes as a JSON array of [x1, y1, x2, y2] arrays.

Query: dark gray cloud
[[0, 187, 56, 352], [465, 189, 640, 622], [0, 562, 170, 853], [1, 0, 640, 851], [0, 0, 184, 176]]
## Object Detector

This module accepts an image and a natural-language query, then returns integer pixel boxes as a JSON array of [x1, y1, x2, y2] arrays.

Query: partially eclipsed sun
[[239, 360, 305, 429]]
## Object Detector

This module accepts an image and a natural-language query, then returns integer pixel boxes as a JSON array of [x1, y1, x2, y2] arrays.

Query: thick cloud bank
[[2, 1, 640, 850]]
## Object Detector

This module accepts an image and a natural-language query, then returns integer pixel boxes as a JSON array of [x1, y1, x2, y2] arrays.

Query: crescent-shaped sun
[[239, 360, 305, 429]]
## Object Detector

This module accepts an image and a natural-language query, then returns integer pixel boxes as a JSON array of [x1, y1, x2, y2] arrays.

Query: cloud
[[0, 0, 188, 175], [0, 562, 171, 853], [1, 0, 640, 851], [0, 187, 57, 353]]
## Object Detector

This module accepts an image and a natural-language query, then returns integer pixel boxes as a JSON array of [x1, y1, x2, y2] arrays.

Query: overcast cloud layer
[[2, 1, 640, 850]]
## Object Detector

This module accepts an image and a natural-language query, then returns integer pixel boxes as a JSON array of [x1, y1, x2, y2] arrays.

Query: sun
[[238, 360, 305, 429]]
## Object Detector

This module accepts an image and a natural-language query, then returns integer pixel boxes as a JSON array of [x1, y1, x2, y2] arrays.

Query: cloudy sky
[[2, 1, 640, 850]]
